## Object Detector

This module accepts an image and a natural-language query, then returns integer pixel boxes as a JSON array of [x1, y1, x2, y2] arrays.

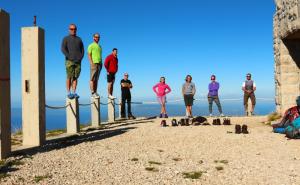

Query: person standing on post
[[120, 73, 135, 119], [208, 75, 224, 117], [87, 33, 102, 98], [242, 73, 256, 116], [61, 24, 84, 99], [104, 48, 118, 99], [153, 77, 171, 118], [182, 75, 196, 118]]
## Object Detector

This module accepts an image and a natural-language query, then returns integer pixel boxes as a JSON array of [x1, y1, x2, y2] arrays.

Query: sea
[[10, 99, 275, 133]]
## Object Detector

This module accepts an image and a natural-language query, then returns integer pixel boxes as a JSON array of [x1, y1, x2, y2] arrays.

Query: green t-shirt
[[87, 42, 102, 64]]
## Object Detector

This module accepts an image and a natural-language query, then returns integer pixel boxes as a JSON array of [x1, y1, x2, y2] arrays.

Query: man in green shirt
[[87, 33, 102, 98]]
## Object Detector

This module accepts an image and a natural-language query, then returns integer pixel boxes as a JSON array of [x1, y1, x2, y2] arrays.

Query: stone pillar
[[118, 99, 122, 119], [108, 98, 115, 122], [21, 27, 45, 146], [247, 99, 253, 116], [66, 98, 79, 134], [0, 9, 11, 159], [91, 97, 100, 127]]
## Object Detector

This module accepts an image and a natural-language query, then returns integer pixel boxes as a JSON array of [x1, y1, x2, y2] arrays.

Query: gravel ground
[[1, 116, 300, 185]]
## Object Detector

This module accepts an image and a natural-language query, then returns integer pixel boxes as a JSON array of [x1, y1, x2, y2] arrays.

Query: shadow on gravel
[[12, 126, 137, 158]]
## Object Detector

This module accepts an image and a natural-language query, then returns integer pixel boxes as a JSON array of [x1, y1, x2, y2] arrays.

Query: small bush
[[148, 161, 162, 165], [215, 166, 224, 171], [219, 160, 228, 164], [145, 167, 158, 172], [182, 171, 203, 179], [131, 158, 138, 161], [268, 112, 281, 122], [33, 174, 52, 183], [198, 160, 204, 164], [172, 158, 182, 162]]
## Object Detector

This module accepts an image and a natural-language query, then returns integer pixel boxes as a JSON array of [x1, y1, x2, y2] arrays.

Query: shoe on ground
[[209, 114, 213, 117], [220, 113, 225, 117], [67, 93, 74, 99], [129, 115, 136, 119], [242, 124, 249, 134], [108, 95, 116, 99], [161, 120, 167, 127], [235, 124, 241, 134]]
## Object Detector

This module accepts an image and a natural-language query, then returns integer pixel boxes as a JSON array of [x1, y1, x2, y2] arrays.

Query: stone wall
[[274, 0, 300, 114]]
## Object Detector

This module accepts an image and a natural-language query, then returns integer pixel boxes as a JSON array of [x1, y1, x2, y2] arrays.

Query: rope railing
[[45, 103, 70, 109], [79, 102, 94, 106]]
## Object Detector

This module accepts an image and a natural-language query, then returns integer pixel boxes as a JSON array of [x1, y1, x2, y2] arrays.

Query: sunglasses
[[69, 28, 77, 31]]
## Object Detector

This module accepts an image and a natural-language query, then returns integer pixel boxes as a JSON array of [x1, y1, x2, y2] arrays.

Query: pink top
[[153, 82, 171, 97]]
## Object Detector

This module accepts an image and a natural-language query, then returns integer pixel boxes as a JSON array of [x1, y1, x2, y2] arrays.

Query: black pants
[[121, 96, 132, 117]]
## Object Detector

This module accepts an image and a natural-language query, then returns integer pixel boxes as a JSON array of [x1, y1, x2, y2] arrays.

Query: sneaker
[[159, 114, 163, 118], [92, 92, 100, 98], [209, 114, 213, 117], [220, 113, 225, 117], [164, 114, 168, 118], [128, 115, 136, 119], [67, 93, 74, 99], [108, 95, 116, 99], [73, 93, 80, 99]]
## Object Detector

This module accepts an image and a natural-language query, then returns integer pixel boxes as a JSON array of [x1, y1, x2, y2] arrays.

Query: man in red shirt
[[104, 48, 118, 99]]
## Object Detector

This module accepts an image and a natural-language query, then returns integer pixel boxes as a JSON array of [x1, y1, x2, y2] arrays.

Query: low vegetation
[[33, 174, 52, 183], [131, 158, 138, 161], [182, 171, 204, 179], [145, 167, 159, 172], [148, 161, 162, 165], [215, 166, 224, 171]]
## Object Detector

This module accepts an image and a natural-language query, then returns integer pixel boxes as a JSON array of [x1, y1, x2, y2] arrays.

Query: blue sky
[[1, 0, 275, 106]]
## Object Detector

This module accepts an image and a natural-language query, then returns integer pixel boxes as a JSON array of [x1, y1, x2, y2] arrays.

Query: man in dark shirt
[[120, 73, 135, 119], [61, 24, 84, 99]]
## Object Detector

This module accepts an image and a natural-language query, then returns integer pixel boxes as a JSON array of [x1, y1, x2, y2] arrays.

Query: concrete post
[[108, 98, 115, 122], [21, 27, 45, 146], [91, 97, 100, 127], [66, 98, 80, 134], [0, 9, 11, 159], [118, 99, 122, 119], [247, 99, 253, 116]]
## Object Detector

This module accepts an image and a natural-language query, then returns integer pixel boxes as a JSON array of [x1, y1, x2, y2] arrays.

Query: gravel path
[[1, 116, 300, 185]]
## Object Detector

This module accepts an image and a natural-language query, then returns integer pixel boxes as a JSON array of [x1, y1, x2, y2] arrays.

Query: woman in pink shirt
[[153, 77, 171, 118]]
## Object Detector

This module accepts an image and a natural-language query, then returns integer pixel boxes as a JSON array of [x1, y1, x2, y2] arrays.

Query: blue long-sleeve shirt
[[208, 82, 219, 97]]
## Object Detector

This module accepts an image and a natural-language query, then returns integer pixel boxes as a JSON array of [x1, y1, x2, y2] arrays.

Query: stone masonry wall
[[274, 0, 300, 114]]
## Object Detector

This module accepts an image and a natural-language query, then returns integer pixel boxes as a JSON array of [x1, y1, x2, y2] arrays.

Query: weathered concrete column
[[66, 98, 80, 134], [118, 99, 122, 119], [0, 9, 11, 159], [21, 26, 45, 146], [91, 97, 100, 127], [247, 99, 253, 116], [108, 98, 115, 122]]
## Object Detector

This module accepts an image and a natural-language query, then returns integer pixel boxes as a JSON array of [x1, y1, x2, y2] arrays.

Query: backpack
[[285, 117, 300, 139]]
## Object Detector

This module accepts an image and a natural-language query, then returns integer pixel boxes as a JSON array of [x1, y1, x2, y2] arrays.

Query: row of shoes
[[235, 124, 249, 134], [212, 118, 231, 125]]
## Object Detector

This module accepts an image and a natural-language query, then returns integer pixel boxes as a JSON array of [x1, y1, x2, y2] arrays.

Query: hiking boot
[[185, 118, 190, 126], [223, 118, 231, 125], [216, 118, 221, 125], [242, 124, 249, 134], [171, 119, 178, 126], [161, 120, 167, 127], [180, 118, 185, 126], [67, 93, 74, 99], [235, 124, 241, 134]]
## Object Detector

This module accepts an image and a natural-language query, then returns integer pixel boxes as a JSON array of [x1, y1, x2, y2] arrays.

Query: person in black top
[[120, 73, 135, 119]]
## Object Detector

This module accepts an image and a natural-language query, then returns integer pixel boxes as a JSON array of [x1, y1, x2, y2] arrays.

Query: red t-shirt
[[104, 54, 118, 73]]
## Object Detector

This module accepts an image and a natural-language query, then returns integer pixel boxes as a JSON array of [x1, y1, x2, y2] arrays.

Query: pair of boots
[[161, 120, 168, 127], [235, 124, 249, 134], [223, 118, 231, 125], [212, 118, 221, 125], [178, 118, 190, 126]]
